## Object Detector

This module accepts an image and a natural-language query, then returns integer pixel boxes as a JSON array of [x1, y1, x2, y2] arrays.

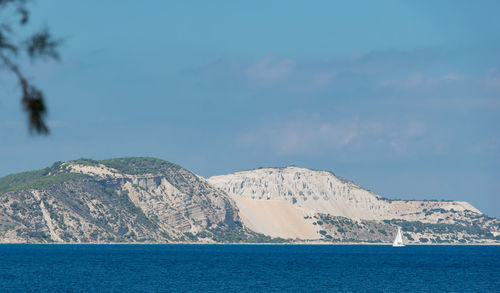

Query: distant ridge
[[208, 166, 499, 243], [0, 158, 279, 244], [0, 157, 498, 244]]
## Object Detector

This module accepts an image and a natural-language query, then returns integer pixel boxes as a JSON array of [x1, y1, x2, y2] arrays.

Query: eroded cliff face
[[0, 160, 498, 244], [0, 159, 239, 243], [208, 167, 479, 222], [71, 163, 238, 234], [208, 167, 499, 243]]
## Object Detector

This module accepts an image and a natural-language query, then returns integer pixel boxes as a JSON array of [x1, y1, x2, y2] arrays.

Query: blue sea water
[[0, 245, 498, 292]]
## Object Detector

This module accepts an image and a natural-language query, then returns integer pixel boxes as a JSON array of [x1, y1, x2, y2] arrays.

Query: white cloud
[[442, 73, 465, 81], [382, 72, 467, 90], [237, 116, 431, 156], [484, 68, 500, 89], [237, 118, 359, 155], [427, 73, 466, 87], [474, 136, 500, 153], [308, 72, 335, 89], [404, 120, 426, 137], [401, 72, 423, 89], [381, 72, 423, 89], [245, 57, 295, 84]]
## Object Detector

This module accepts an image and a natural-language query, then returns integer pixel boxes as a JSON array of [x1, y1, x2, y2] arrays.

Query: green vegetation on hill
[[1, 173, 89, 194], [384, 219, 494, 238], [0, 162, 89, 194], [1, 157, 252, 244], [99, 157, 181, 175], [176, 223, 289, 243], [0, 170, 47, 194], [0, 157, 183, 195], [70, 158, 100, 166], [1, 157, 498, 244]]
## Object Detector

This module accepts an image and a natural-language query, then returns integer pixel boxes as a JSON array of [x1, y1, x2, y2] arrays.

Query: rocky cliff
[[208, 167, 500, 243], [0, 159, 498, 244], [0, 158, 273, 243]]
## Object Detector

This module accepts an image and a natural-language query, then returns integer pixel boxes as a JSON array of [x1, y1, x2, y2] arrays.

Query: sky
[[0, 1, 499, 217]]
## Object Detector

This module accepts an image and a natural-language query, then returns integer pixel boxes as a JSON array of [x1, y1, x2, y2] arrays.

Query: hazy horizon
[[0, 1, 498, 217]]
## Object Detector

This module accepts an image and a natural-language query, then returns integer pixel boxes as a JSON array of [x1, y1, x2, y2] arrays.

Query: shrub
[[100, 157, 181, 175], [404, 233, 414, 241]]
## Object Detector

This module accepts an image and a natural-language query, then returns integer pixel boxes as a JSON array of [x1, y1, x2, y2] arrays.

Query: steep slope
[[208, 167, 499, 243], [0, 158, 249, 243], [1, 160, 497, 244], [232, 196, 319, 239]]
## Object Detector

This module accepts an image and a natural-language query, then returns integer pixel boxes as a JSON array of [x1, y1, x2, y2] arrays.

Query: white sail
[[392, 227, 405, 247]]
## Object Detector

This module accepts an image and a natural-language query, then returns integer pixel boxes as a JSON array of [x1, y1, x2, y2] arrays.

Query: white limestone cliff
[[207, 166, 485, 239]]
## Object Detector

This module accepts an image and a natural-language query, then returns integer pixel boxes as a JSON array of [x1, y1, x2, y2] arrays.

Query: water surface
[[0, 244, 498, 292]]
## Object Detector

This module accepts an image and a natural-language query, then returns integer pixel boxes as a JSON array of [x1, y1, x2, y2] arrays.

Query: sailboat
[[392, 227, 405, 247]]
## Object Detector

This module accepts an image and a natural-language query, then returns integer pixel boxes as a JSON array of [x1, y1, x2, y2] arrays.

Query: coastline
[[1, 242, 499, 246]]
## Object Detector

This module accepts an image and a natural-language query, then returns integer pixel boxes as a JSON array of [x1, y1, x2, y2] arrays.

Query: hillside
[[0, 158, 279, 244], [208, 167, 500, 243], [0, 159, 498, 244]]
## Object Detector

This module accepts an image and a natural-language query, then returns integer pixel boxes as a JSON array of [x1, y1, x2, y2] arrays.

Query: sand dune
[[232, 196, 320, 239]]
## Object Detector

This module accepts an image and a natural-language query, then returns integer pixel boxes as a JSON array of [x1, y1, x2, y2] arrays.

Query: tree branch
[[0, 51, 49, 134]]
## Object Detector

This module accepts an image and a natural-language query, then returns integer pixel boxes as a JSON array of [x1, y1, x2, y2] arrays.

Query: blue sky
[[1, 1, 499, 216]]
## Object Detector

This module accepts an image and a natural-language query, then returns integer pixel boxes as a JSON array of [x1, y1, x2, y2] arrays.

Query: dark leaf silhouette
[[0, 0, 60, 135]]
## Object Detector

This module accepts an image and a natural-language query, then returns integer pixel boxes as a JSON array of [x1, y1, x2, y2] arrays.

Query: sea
[[0, 244, 498, 292]]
